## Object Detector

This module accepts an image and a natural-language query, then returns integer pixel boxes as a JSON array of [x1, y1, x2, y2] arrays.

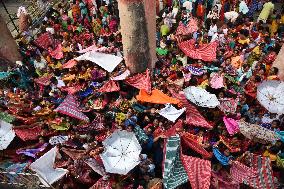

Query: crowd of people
[[1, 0, 284, 188]]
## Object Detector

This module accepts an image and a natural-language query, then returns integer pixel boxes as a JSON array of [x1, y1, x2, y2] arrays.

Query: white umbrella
[[183, 86, 220, 108], [100, 130, 142, 175], [257, 80, 284, 114]]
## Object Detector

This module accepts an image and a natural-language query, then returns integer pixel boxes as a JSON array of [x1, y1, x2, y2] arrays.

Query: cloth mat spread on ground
[[181, 155, 211, 189], [179, 39, 218, 62], [163, 135, 188, 189], [30, 147, 68, 187], [75, 50, 123, 72], [54, 95, 89, 122], [158, 104, 186, 122], [168, 88, 212, 128], [0, 120, 15, 150], [125, 69, 151, 94], [136, 89, 180, 105], [238, 120, 279, 144]]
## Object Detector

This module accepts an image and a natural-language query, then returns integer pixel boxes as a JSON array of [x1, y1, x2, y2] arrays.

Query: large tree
[[0, 15, 22, 71], [118, 0, 156, 74]]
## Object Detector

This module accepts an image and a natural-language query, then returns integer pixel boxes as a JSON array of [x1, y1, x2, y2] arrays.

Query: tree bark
[[0, 15, 22, 71], [273, 44, 284, 80], [118, 0, 156, 74]]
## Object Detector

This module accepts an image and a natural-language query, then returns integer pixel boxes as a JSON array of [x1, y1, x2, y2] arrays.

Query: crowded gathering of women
[[1, 0, 284, 188]]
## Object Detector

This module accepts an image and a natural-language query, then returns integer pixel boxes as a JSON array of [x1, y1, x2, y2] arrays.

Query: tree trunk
[[0, 15, 22, 71], [273, 44, 284, 80], [118, 0, 156, 74]]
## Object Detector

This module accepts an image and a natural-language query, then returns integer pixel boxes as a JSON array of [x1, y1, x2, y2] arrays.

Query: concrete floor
[[0, 0, 29, 36]]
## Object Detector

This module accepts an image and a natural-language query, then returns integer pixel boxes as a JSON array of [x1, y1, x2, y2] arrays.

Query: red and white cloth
[[54, 95, 89, 122], [176, 19, 198, 36], [168, 88, 212, 128], [125, 69, 151, 94], [98, 80, 120, 93], [34, 32, 54, 50], [181, 155, 211, 189], [179, 39, 218, 62], [230, 161, 257, 184]]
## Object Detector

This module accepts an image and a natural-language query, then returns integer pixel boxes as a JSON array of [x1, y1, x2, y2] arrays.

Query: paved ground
[[0, 0, 29, 36]]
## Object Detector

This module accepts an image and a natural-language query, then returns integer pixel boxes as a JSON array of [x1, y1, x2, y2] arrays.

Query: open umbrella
[[257, 80, 284, 114], [183, 86, 220, 108], [100, 130, 142, 175]]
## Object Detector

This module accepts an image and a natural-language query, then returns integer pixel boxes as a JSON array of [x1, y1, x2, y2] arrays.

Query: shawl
[[0, 111, 15, 123], [34, 32, 54, 50], [230, 161, 257, 184], [186, 65, 204, 76], [179, 39, 218, 62], [176, 18, 198, 35], [218, 98, 237, 115], [54, 95, 89, 122], [89, 177, 112, 189], [181, 155, 211, 189], [134, 125, 149, 143], [212, 147, 232, 166], [14, 126, 42, 141], [49, 135, 69, 145], [223, 116, 239, 135], [158, 104, 186, 122], [16, 143, 48, 158], [49, 44, 63, 60], [219, 136, 241, 153], [124, 69, 151, 94], [111, 69, 130, 81], [168, 88, 212, 128], [30, 147, 68, 187], [163, 120, 183, 138], [210, 73, 224, 89], [276, 131, 284, 143], [98, 80, 120, 93], [0, 120, 15, 150], [238, 120, 279, 144], [163, 136, 188, 189], [62, 59, 77, 69], [136, 89, 180, 105], [61, 147, 85, 160], [182, 133, 212, 159], [241, 153, 276, 189], [34, 75, 52, 86]]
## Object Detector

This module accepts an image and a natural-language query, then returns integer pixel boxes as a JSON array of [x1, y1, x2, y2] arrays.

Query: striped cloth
[[179, 39, 218, 62], [176, 18, 198, 36], [54, 95, 89, 122], [181, 155, 211, 189], [230, 161, 257, 184], [168, 88, 212, 128], [242, 153, 276, 189], [182, 133, 212, 159], [125, 69, 151, 94], [163, 136, 188, 189]]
